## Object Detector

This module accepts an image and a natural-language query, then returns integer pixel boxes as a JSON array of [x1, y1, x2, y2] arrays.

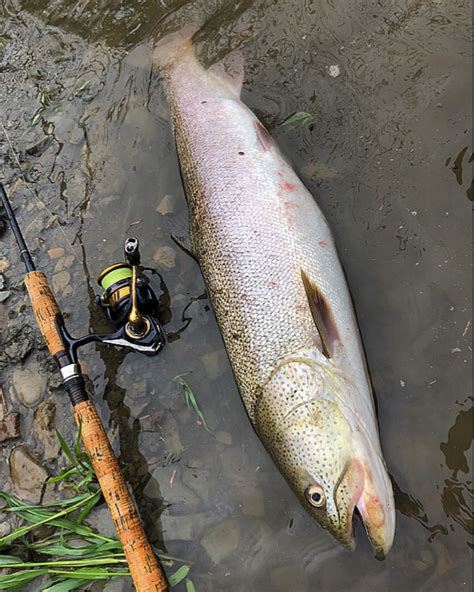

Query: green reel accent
[[98, 264, 132, 290]]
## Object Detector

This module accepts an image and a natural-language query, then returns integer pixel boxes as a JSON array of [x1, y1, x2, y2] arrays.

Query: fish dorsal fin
[[208, 51, 244, 97], [301, 269, 338, 359]]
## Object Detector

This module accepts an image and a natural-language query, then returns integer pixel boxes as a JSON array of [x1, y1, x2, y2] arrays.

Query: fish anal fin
[[301, 269, 339, 359], [208, 51, 244, 97], [254, 121, 274, 151]]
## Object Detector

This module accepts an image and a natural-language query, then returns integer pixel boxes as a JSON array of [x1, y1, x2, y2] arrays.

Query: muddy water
[[0, 1, 472, 591]]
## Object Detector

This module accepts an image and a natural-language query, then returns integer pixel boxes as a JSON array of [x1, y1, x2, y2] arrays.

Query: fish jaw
[[354, 455, 396, 558], [254, 349, 395, 555]]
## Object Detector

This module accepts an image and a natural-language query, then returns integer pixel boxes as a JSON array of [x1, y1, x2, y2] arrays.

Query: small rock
[[47, 247, 65, 259], [0, 290, 10, 303], [153, 246, 176, 270], [87, 505, 116, 539], [162, 413, 184, 458], [10, 445, 48, 503], [240, 486, 265, 518], [0, 411, 21, 443], [156, 195, 175, 216], [0, 258, 10, 273], [182, 467, 211, 504], [53, 255, 74, 273], [201, 519, 240, 564], [152, 465, 200, 514], [161, 511, 210, 541], [0, 273, 5, 290], [12, 356, 47, 407], [52, 270, 71, 293], [328, 64, 341, 78], [215, 430, 232, 446], [33, 399, 60, 460], [0, 218, 6, 236], [202, 350, 227, 381]]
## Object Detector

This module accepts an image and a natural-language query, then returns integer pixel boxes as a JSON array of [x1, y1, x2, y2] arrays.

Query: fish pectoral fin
[[208, 51, 244, 97], [166, 218, 196, 259], [301, 269, 339, 359]]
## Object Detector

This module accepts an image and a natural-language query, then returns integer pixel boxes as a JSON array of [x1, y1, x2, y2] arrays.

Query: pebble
[[215, 430, 232, 446], [10, 445, 48, 503], [54, 255, 74, 273], [47, 247, 65, 259], [87, 506, 116, 539], [200, 519, 240, 564], [0, 273, 5, 290], [146, 466, 200, 513], [162, 413, 184, 458], [161, 511, 210, 541], [153, 246, 176, 270], [156, 195, 175, 216], [52, 270, 71, 293], [0, 290, 10, 303], [11, 356, 47, 407], [202, 350, 227, 381], [182, 467, 211, 504], [328, 64, 341, 78], [0, 258, 10, 273], [0, 411, 21, 443], [33, 399, 60, 461], [240, 486, 265, 518]]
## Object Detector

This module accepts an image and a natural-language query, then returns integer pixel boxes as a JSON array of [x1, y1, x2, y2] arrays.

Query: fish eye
[[306, 484, 326, 508]]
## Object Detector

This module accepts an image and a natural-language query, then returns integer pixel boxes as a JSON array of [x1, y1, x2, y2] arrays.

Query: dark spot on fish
[[467, 179, 473, 201], [238, 151, 245, 155], [288, 518, 294, 529], [254, 120, 273, 151], [451, 146, 468, 185], [201, 101, 207, 104]]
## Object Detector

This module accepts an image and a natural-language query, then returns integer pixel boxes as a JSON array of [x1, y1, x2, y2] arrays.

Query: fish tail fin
[[153, 24, 200, 70]]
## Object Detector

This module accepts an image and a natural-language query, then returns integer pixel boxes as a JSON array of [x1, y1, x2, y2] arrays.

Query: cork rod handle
[[74, 400, 169, 592], [24, 271, 66, 357]]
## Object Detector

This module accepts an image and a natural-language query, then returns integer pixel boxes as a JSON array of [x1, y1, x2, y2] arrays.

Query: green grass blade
[[39, 578, 92, 592], [0, 568, 48, 589], [168, 565, 190, 587], [76, 491, 101, 524], [0, 492, 98, 547], [186, 579, 197, 592], [174, 376, 211, 432], [55, 430, 75, 465], [279, 111, 314, 128], [0, 554, 23, 565]]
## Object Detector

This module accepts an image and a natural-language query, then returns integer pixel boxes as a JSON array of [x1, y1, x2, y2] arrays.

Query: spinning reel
[[61, 237, 166, 361]]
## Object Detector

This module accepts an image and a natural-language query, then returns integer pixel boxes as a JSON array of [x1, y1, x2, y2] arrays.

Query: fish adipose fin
[[208, 51, 244, 97], [301, 269, 338, 358]]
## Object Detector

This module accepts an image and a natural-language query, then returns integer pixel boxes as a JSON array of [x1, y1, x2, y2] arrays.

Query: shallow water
[[0, 1, 472, 590]]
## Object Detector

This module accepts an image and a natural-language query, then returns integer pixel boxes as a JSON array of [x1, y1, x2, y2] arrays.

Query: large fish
[[154, 29, 395, 556]]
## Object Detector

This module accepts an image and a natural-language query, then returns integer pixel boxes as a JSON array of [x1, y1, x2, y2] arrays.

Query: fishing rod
[[0, 182, 168, 592]]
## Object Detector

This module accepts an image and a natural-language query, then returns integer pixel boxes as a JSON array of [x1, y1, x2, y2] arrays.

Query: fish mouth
[[335, 459, 394, 558]]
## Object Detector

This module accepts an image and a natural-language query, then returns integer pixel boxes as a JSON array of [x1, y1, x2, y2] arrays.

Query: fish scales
[[155, 30, 395, 555]]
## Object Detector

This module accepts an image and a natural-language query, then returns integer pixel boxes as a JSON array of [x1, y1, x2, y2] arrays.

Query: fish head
[[255, 352, 395, 556]]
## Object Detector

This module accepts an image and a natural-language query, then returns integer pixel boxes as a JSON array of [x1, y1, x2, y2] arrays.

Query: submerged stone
[[10, 445, 48, 503], [200, 519, 240, 564], [33, 399, 60, 461], [11, 356, 47, 408]]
